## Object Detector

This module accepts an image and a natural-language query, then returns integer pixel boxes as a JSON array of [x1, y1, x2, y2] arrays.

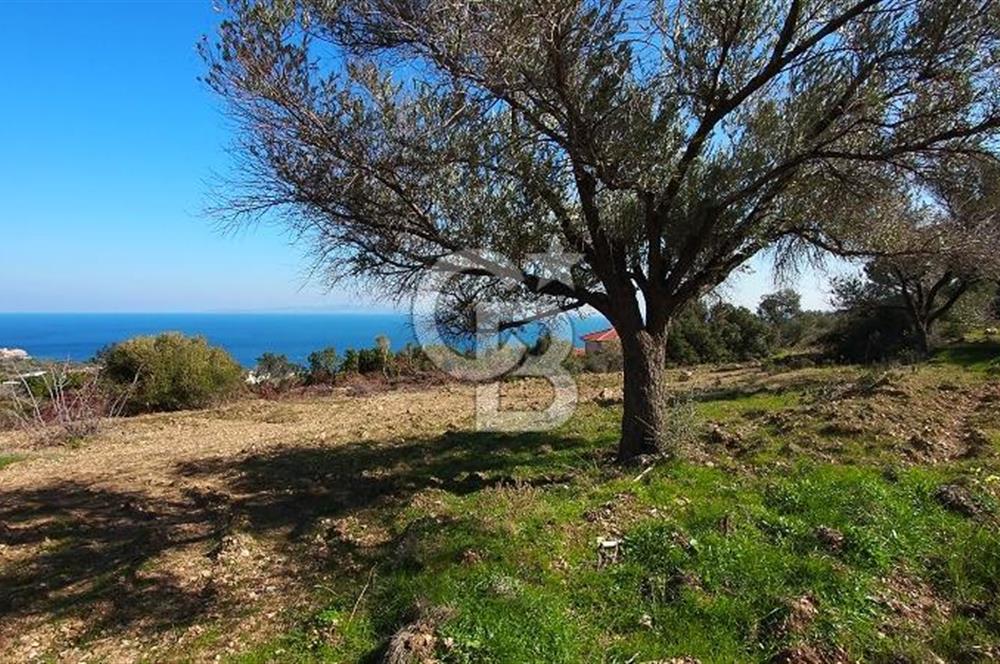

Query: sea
[[0, 313, 611, 367]]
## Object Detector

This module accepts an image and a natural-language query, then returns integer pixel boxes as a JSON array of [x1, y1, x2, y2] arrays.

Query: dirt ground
[[0, 373, 636, 663], [0, 380, 480, 663], [1, 364, 996, 662]]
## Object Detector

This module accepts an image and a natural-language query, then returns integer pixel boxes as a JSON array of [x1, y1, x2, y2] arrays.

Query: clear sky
[[0, 1, 847, 314]]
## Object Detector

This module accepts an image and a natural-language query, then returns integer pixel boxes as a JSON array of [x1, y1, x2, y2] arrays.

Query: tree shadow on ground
[[0, 482, 222, 639], [174, 428, 595, 540], [0, 426, 599, 650]]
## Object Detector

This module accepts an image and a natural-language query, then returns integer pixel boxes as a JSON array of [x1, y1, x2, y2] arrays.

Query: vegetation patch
[[0, 452, 25, 470]]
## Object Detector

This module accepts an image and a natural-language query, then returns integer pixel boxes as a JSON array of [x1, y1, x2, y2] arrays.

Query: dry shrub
[[657, 392, 702, 456], [4, 362, 136, 443]]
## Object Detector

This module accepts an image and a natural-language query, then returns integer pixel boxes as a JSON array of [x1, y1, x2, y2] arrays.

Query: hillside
[[1, 348, 999, 663]]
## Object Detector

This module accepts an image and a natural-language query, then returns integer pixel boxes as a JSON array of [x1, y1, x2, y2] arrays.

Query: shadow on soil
[[0, 427, 596, 646]]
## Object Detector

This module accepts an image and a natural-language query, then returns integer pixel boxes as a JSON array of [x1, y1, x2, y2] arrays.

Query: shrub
[[341, 348, 360, 373], [666, 301, 773, 366], [393, 342, 436, 375], [307, 347, 339, 384], [4, 362, 133, 442], [252, 352, 305, 392], [583, 340, 624, 373], [102, 333, 244, 413], [822, 306, 914, 364]]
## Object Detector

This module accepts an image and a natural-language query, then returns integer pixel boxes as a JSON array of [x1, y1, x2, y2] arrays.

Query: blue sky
[[0, 1, 845, 314]]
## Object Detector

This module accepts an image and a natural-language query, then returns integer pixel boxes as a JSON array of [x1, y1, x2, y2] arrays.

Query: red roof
[[581, 327, 619, 342]]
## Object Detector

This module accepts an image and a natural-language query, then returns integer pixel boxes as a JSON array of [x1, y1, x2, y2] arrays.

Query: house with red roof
[[580, 327, 619, 355]]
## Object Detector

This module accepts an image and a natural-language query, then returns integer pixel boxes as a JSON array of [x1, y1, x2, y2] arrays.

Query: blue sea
[[0, 313, 611, 367]]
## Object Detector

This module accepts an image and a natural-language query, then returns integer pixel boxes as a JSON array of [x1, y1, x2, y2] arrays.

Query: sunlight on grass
[[931, 341, 1000, 372], [232, 389, 1000, 662]]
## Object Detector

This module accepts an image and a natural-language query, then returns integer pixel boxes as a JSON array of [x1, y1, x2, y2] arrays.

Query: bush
[[253, 352, 304, 391], [307, 347, 339, 384], [394, 342, 436, 374], [822, 306, 915, 364], [583, 340, 624, 372], [3, 362, 132, 441], [102, 333, 244, 413], [666, 301, 774, 366], [340, 336, 395, 375]]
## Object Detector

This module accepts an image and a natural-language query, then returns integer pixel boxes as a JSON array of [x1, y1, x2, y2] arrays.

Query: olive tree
[[837, 160, 1000, 354], [204, 0, 1000, 460]]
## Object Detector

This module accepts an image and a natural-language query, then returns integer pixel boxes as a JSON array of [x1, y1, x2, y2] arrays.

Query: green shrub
[[102, 333, 244, 413], [307, 347, 339, 384], [667, 301, 774, 366]]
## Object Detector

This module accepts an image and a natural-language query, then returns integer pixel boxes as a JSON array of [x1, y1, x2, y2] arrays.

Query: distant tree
[[837, 161, 1000, 355], [341, 349, 360, 374], [375, 335, 393, 377], [205, 0, 1000, 460], [711, 303, 774, 361], [758, 289, 804, 346], [394, 342, 435, 374], [827, 274, 915, 362], [307, 347, 339, 384], [254, 352, 304, 388], [666, 300, 773, 365]]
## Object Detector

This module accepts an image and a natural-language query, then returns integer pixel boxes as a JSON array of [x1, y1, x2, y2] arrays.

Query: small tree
[[375, 335, 393, 377], [758, 289, 804, 346], [307, 347, 339, 384], [253, 352, 305, 389], [205, 0, 1000, 460]]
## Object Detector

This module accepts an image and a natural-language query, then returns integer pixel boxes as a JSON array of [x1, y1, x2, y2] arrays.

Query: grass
[[0, 452, 25, 470], [931, 339, 1000, 373], [228, 364, 1000, 663], [4, 354, 997, 662]]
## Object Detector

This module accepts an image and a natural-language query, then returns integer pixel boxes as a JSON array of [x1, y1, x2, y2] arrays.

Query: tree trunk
[[913, 318, 932, 358], [618, 330, 669, 462]]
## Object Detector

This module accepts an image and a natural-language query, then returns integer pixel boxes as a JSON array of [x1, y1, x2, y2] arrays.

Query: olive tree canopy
[[204, 0, 1000, 460], [837, 158, 1000, 353]]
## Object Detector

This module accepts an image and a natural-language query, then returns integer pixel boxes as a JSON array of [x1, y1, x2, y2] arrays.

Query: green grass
[[228, 367, 1000, 663], [695, 389, 801, 421], [931, 340, 1000, 372], [0, 452, 25, 470]]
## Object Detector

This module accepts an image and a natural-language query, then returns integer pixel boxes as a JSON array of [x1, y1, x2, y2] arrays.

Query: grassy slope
[[226, 346, 1000, 663]]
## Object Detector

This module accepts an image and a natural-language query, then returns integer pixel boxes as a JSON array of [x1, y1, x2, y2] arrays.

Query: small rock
[[934, 484, 980, 517], [459, 549, 483, 565], [707, 423, 743, 448], [597, 538, 621, 567], [384, 620, 438, 664], [596, 387, 621, 404]]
